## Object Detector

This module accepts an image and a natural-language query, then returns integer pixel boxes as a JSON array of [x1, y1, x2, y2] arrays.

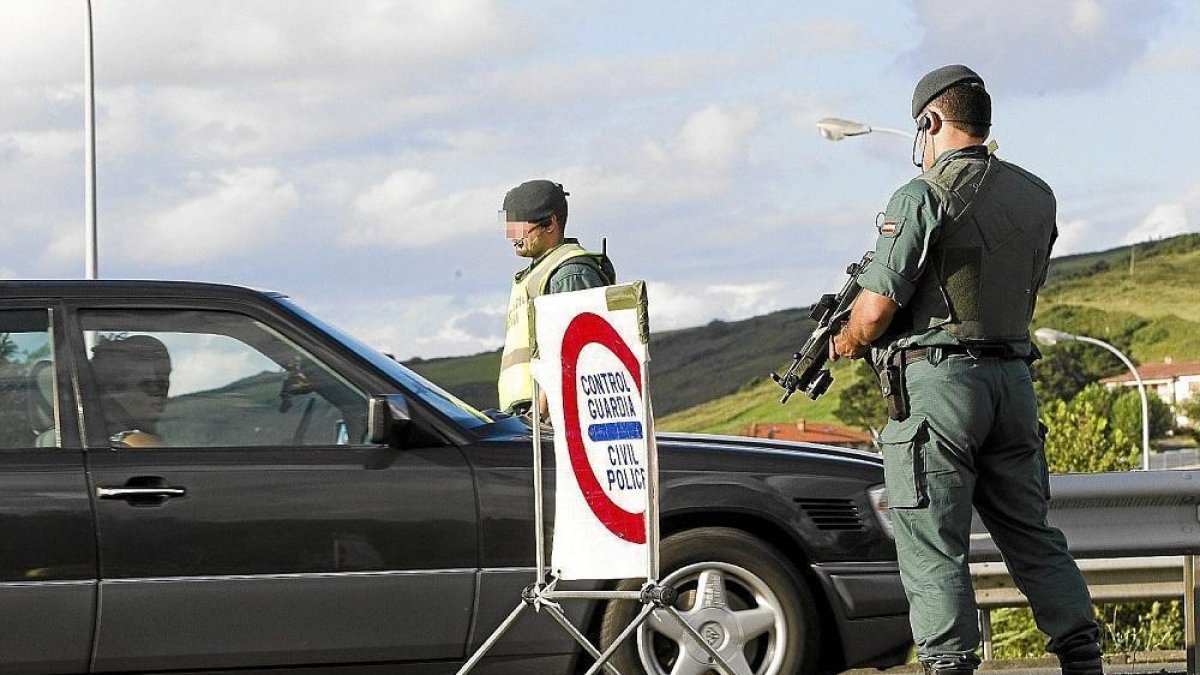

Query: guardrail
[[968, 470, 1200, 672]]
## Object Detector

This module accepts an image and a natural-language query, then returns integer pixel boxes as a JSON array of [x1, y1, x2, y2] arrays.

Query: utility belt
[[879, 344, 1023, 422]]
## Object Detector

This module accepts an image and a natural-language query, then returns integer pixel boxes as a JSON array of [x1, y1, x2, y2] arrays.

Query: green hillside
[[1040, 235, 1200, 325], [405, 350, 502, 411], [656, 359, 863, 434], [661, 234, 1200, 433], [407, 307, 818, 416], [406, 233, 1200, 433]]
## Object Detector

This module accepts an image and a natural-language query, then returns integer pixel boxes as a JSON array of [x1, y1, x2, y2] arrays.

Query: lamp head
[[1034, 327, 1077, 346], [816, 118, 871, 142]]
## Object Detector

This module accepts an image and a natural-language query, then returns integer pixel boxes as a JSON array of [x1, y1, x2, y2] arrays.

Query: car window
[[79, 309, 369, 448], [0, 309, 58, 449], [274, 297, 491, 429]]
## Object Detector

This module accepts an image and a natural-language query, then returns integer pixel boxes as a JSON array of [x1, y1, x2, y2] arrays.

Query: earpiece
[[917, 113, 932, 131]]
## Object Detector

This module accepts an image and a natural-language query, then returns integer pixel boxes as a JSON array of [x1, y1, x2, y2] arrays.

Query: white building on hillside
[[1101, 359, 1200, 427]]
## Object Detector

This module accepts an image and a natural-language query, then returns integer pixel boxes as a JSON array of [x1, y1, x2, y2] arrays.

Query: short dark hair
[[930, 82, 991, 138], [92, 335, 172, 390]]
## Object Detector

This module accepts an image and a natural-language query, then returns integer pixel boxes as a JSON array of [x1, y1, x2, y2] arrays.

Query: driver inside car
[[90, 335, 172, 448]]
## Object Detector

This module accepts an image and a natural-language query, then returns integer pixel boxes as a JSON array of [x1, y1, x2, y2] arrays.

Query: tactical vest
[[498, 242, 609, 412], [900, 149, 1056, 344]]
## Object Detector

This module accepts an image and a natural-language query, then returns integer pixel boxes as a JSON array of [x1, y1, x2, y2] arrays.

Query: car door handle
[[97, 487, 186, 499], [97, 477, 187, 506]]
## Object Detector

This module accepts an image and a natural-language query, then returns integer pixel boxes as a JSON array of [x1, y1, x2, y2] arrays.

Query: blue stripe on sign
[[588, 422, 644, 442]]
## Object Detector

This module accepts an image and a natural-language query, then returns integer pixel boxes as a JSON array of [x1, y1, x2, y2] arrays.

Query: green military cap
[[911, 64, 985, 119], [502, 180, 569, 223]]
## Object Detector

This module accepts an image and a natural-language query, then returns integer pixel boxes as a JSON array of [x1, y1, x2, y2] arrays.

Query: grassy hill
[[404, 350, 502, 412], [656, 359, 864, 434], [407, 307, 819, 417], [408, 233, 1200, 433]]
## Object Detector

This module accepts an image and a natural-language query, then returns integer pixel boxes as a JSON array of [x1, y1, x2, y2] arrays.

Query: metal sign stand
[[456, 368, 742, 675], [1186, 553, 1197, 675]]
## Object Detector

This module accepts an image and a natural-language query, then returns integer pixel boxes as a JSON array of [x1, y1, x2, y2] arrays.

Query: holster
[[880, 349, 910, 422]]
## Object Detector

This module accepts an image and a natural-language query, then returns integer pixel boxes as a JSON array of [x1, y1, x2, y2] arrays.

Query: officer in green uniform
[[830, 65, 1103, 675], [498, 180, 615, 415]]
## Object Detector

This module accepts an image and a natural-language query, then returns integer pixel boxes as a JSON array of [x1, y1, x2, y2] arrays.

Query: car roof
[[0, 279, 286, 301]]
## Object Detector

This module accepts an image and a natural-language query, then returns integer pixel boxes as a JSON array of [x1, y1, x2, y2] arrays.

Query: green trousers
[[879, 354, 1100, 671]]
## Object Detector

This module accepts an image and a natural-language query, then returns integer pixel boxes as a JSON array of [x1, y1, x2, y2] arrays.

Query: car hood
[[473, 420, 882, 471], [656, 431, 882, 467]]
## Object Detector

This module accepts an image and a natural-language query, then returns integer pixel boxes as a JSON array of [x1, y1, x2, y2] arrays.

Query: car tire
[[598, 527, 821, 675]]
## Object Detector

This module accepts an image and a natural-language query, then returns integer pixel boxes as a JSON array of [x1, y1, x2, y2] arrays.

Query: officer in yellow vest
[[498, 180, 615, 415]]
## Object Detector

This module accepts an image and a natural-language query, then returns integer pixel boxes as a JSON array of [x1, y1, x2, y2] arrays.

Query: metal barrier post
[[1186, 553, 1197, 675], [978, 609, 993, 661]]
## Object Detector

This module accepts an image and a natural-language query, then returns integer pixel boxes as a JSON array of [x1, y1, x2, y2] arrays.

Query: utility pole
[[84, 0, 98, 279]]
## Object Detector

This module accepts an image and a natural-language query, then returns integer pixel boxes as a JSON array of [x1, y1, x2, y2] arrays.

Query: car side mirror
[[368, 394, 411, 446]]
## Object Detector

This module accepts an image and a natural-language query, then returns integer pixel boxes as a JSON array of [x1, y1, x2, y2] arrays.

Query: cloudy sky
[[2, 1, 1198, 359]]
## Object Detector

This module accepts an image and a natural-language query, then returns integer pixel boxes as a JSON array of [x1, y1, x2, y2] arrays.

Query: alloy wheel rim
[[636, 561, 788, 675]]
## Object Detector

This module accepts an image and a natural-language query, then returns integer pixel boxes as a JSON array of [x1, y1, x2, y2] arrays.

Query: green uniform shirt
[[858, 146, 1032, 356]]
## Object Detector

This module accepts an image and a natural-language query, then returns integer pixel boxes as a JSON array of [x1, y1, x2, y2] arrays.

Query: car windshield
[[273, 297, 491, 430]]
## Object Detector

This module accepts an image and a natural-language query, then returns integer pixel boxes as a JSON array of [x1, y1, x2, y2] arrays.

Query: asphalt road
[[842, 658, 1189, 674]]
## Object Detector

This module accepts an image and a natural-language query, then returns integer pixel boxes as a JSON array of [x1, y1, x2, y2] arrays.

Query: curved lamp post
[[1034, 328, 1151, 471], [816, 117, 914, 142]]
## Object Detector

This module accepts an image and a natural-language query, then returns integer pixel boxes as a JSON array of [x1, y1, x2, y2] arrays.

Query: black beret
[[911, 64, 985, 119], [502, 180, 569, 223]]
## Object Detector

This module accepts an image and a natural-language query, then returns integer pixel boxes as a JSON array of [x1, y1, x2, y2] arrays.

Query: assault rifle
[[771, 251, 875, 403]]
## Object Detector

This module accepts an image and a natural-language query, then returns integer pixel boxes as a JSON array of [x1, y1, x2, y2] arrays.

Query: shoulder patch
[[878, 217, 904, 238]]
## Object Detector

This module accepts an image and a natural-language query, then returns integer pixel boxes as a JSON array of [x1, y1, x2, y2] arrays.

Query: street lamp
[[816, 117, 914, 142], [84, 0, 98, 279], [1034, 328, 1151, 471]]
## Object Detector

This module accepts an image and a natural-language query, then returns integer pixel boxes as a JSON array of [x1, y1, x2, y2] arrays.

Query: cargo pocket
[[1035, 420, 1051, 501], [879, 415, 929, 509]]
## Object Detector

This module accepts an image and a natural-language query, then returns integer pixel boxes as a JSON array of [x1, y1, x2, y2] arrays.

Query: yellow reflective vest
[[498, 242, 604, 412]]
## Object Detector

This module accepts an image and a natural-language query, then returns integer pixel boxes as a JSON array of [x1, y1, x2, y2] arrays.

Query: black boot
[[1058, 642, 1104, 675]]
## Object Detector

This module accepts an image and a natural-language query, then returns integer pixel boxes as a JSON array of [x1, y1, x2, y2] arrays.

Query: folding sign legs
[[457, 579, 748, 675], [582, 582, 747, 675], [455, 580, 624, 675]]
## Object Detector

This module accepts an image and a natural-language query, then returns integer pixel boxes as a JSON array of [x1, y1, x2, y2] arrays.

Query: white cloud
[[41, 228, 84, 269], [646, 281, 790, 332], [1054, 218, 1096, 256], [346, 170, 502, 248], [640, 104, 761, 172], [783, 17, 872, 55], [3, 129, 77, 164], [1121, 203, 1191, 246], [323, 294, 508, 360], [158, 332, 281, 397], [0, 1, 80, 86], [1118, 183, 1200, 246], [907, 0, 1173, 94], [344, 101, 761, 252], [674, 105, 761, 166], [121, 167, 299, 265], [1135, 46, 1200, 73], [477, 52, 736, 106], [0, 1, 519, 87]]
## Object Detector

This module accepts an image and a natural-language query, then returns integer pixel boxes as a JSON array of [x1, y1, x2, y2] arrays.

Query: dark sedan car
[[0, 280, 909, 674]]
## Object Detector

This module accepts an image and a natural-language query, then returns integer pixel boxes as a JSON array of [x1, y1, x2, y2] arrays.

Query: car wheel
[[599, 527, 820, 675]]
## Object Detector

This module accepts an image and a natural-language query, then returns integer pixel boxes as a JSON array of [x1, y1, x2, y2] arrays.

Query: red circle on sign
[[561, 312, 646, 544]]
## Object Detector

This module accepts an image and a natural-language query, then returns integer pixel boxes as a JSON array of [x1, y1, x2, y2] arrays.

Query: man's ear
[[926, 108, 944, 135], [547, 214, 560, 233]]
